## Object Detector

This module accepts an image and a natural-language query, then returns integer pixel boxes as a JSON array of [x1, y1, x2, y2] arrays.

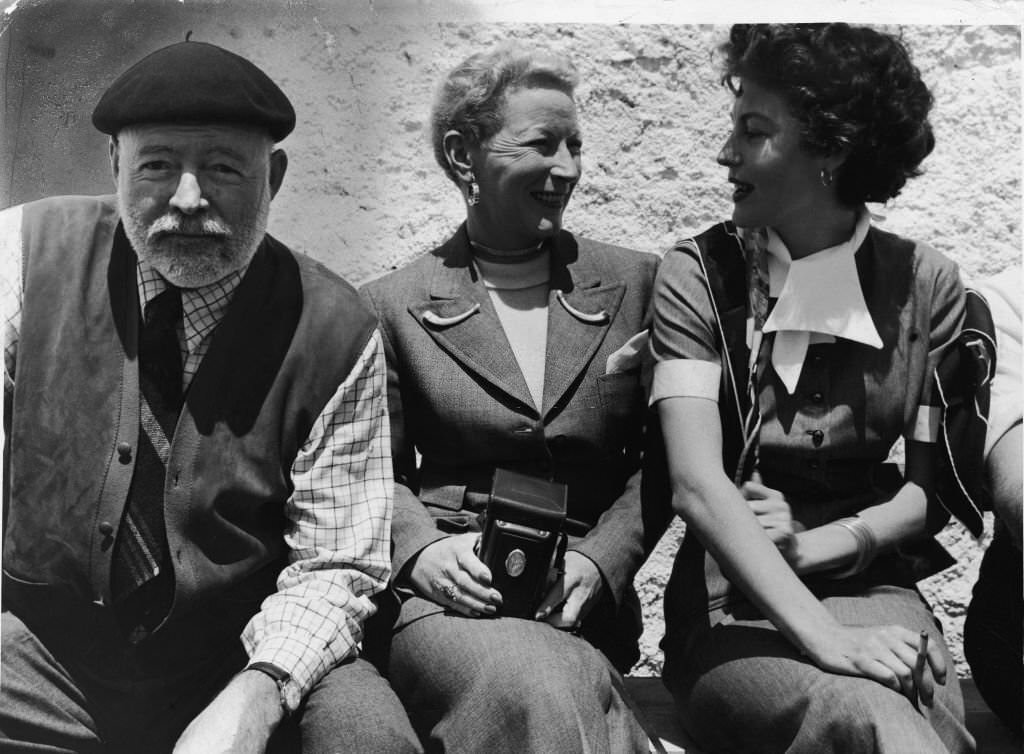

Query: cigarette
[[915, 631, 929, 672], [914, 631, 929, 706]]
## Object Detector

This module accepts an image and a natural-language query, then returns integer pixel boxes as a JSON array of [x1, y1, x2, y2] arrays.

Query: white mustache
[[147, 213, 232, 240]]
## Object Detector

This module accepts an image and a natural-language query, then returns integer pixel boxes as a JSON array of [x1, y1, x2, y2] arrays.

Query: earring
[[467, 178, 480, 206], [819, 168, 834, 188]]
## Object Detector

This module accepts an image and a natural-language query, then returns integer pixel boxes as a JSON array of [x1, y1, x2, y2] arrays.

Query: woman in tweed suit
[[361, 45, 669, 753]]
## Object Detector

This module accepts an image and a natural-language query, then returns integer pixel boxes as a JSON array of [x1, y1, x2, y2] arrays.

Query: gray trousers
[[662, 585, 975, 754], [385, 597, 648, 754], [0, 610, 421, 754]]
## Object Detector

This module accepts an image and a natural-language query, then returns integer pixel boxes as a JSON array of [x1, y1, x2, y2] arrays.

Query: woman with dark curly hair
[[651, 24, 974, 752]]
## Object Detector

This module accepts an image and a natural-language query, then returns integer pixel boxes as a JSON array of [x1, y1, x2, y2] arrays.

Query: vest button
[[117, 442, 132, 462], [98, 521, 114, 536], [809, 429, 824, 447]]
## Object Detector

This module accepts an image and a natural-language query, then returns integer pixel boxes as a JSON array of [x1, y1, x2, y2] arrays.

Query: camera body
[[479, 469, 567, 619]]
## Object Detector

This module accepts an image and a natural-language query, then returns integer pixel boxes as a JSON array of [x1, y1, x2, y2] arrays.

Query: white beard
[[119, 196, 269, 288]]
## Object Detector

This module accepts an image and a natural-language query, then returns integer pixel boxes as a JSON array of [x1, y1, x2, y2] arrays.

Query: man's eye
[[210, 164, 240, 175], [139, 161, 172, 172]]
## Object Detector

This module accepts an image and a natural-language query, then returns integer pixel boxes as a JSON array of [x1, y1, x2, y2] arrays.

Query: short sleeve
[[973, 265, 1023, 455], [909, 249, 966, 443], [650, 245, 722, 403]]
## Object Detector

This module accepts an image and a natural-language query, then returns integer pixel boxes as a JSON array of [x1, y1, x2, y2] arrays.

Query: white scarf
[[762, 210, 883, 393]]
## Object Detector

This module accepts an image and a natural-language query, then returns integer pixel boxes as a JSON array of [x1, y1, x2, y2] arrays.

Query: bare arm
[[173, 672, 282, 754], [659, 395, 946, 703]]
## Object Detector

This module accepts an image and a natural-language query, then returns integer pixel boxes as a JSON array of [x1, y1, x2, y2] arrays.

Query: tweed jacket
[[361, 225, 670, 665]]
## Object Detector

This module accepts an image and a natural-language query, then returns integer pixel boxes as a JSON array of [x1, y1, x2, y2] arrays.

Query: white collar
[[762, 209, 882, 393]]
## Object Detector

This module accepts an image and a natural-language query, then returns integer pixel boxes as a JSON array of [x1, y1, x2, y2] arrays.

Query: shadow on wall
[[3, 4, 1019, 285]]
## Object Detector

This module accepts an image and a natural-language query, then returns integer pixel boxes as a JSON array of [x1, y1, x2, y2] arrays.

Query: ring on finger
[[441, 583, 459, 602]]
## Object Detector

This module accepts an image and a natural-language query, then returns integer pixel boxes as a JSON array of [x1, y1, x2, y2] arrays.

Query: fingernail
[[483, 605, 497, 615]]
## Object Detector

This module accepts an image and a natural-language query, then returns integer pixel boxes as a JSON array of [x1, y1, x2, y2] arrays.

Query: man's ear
[[269, 149, 288, 199], [108, 137, 120, 185], [442, 130, 474, 183]]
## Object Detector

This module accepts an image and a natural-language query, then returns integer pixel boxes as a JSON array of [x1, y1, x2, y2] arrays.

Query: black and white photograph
[[0, 1, 1020, 751]]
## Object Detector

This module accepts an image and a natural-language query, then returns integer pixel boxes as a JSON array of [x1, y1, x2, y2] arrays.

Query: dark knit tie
[[111, 286, 182, 640]]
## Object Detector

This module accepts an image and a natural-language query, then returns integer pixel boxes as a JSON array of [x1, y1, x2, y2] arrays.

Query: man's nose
[[168, 172, 209, 214]]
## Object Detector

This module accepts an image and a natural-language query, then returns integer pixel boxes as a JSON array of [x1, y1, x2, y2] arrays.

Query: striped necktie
[[111, 286, 182, 641]]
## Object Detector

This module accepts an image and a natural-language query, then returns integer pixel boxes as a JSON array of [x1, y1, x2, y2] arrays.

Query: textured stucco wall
[[1, 0, 1020, 677]]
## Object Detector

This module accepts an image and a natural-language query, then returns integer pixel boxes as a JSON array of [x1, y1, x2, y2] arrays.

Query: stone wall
[[2, 0, 1020, 676]]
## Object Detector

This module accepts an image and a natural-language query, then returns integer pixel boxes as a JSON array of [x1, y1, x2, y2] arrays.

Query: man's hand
[[535, 551, 604, 629], [173, 669, 284, 754], [407, 533, 501, 617]]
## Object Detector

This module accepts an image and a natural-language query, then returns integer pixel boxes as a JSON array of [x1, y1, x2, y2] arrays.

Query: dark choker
[[470, 240, 546, 264]]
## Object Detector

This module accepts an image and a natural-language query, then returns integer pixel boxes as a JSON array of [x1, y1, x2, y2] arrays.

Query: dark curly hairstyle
[[721, 24, 935, 205]]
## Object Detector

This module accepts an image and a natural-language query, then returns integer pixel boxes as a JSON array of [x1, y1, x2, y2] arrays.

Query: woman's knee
[[803, 678, 948, 753], [300, 658, 422, 754]]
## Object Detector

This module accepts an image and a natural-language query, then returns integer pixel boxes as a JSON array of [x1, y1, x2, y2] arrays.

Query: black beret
[[92, 41, 295, 141]]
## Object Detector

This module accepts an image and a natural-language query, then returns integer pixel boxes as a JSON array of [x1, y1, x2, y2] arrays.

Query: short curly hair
[[721, 24, 935, 205], [430, 44, 579, 183]]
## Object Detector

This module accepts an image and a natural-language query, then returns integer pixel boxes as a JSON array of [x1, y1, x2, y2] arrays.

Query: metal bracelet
[[827, 515, 878, 580]]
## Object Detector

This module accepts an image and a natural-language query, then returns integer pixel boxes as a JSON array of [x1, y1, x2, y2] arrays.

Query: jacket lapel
[[407, 226, 537, 413], [541, 233, 624, 417]]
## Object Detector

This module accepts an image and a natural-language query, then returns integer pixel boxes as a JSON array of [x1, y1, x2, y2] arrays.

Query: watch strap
[[247, 661, 300, 716]]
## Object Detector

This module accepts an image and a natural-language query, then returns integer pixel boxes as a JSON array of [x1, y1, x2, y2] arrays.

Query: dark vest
[[4, 195, 376, 653]]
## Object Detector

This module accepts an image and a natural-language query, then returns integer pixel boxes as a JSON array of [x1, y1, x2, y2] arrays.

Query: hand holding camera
[[407, 532, 502, 618], [534, 550, 604, 629]]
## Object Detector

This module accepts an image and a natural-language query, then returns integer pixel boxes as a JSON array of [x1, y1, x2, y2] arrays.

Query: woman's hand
[[741, 473, 803, 563], [807, 624, 947, 707], [407, 534, 502, 617], [534, 551, 604, 630]]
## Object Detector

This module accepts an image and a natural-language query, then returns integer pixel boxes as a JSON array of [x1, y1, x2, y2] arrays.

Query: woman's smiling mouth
[[531, 190, 569, 208]]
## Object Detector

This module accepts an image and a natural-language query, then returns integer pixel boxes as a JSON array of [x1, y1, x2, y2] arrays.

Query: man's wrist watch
[[246, 661, 302, 716]]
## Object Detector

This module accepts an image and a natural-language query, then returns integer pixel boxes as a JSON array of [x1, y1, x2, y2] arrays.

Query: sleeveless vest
[[4, 195, 376, 644]]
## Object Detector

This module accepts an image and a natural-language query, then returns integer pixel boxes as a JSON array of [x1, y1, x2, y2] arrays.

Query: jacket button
[[98, 521, 115, 536], [808, 429, 824, 447], [117, 442, 132, 462], [810, 392, 824, 404]]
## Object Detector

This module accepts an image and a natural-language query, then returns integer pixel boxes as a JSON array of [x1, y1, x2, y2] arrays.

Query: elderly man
[[0, 41, 419, 753]]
